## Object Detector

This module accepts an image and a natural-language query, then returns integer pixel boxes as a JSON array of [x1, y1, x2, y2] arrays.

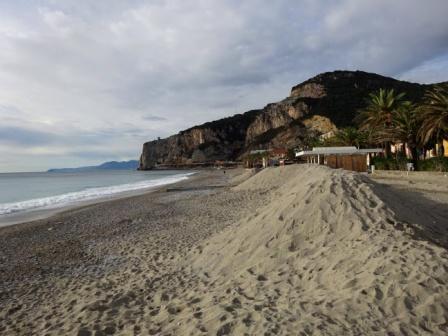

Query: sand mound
[[186, 165, 448, 335], [228, 168, 257, 186]]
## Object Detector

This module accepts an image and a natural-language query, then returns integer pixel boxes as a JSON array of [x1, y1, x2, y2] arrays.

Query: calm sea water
[[0, 170, 194, 217]]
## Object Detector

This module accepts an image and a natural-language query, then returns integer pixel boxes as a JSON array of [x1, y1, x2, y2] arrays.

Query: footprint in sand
[[374, 287, 384, 300], [217, 322, 234, 336], [77, 328, 92, 336], [167, 305, 182, 315], [242, 313, 253, 327], [257, 274, 268, 282]]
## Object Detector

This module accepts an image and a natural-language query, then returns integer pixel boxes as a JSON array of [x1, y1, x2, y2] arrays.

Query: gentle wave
[[0, 172, 194, 216]]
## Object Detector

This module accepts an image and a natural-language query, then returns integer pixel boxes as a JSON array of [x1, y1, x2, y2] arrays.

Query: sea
[[0, 170, 194, 224]]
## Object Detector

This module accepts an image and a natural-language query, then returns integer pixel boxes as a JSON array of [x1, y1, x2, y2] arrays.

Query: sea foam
[[0, 172, 194, 216]]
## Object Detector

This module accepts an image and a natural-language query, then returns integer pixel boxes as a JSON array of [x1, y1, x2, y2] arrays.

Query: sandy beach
[[1, 165, 447, 335]]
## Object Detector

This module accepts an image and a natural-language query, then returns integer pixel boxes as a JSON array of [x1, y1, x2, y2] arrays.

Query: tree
[[356, 88, 408, 157], [388, 102, 420, 163], [418, 84, 448, 157], [302, 132, 323, 150], [326, 127, 368, 148]]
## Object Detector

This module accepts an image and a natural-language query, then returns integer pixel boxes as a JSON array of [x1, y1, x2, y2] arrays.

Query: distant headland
[[47, 160, 139, 173]]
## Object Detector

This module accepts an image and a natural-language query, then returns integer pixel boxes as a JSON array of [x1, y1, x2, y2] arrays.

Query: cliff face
[[139, 110, 262, 168], [139, 70, 438, 169], [244, 99, 308, 145]]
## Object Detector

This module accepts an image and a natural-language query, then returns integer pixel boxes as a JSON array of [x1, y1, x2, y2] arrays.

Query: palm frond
[[418, 84, 448, 144]]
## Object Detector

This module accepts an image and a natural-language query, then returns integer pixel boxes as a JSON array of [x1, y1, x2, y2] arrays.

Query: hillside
[[139, 70, 440, 169], [48, 160, 139, 172]]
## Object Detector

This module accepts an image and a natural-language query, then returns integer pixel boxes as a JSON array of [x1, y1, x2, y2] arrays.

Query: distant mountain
[[139, 70, 446, 169], [48, 160, 139, 173]]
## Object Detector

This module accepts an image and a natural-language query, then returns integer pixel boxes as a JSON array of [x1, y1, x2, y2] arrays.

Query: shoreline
[[0, 170, 202, 228]]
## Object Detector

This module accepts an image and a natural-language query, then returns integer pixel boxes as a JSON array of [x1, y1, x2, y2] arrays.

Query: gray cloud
[[0, 125, 130, 146], [0, 0, 448, 171], [142, 115, 167, 122], [0, 126, 57, 146]]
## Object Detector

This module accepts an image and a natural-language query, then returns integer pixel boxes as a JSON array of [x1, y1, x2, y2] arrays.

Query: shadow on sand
[[367, 177, 448, 249]]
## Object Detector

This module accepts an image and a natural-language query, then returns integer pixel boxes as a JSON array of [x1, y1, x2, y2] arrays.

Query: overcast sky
[[1, 0, 448, 172]]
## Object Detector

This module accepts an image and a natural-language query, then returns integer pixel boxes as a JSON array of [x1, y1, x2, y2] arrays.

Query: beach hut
[[295, 146, 383, 172]]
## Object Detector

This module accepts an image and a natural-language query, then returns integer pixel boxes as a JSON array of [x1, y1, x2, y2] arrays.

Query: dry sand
[[1, 165, 447, 335]]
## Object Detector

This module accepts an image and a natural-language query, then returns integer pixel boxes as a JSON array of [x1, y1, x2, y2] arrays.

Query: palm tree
[[356, 88, 408, 157], [387, 102, 420, 163], [302, 132, 323, 150], [328, 127, 368, 148], [418, 84, 448, 157]]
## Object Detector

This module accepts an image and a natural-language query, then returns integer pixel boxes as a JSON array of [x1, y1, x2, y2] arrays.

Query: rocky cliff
[[139, 70, 438, 169]]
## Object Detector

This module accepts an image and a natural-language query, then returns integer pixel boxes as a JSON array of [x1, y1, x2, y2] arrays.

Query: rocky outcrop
[[290, 82, 326, 98], [139, 70, 440, 169], [245, 98, 309, 145], [139, 110, 261, 169], [302, 115, 337, 134]]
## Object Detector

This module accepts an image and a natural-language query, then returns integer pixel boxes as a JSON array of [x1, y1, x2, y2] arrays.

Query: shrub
[[371, 156, 410, 170], [372, 156, 448, 171], [416, 157, 448, 172]]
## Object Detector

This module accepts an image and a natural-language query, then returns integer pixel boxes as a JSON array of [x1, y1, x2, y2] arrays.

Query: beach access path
[[369, 170, 448, 248]]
